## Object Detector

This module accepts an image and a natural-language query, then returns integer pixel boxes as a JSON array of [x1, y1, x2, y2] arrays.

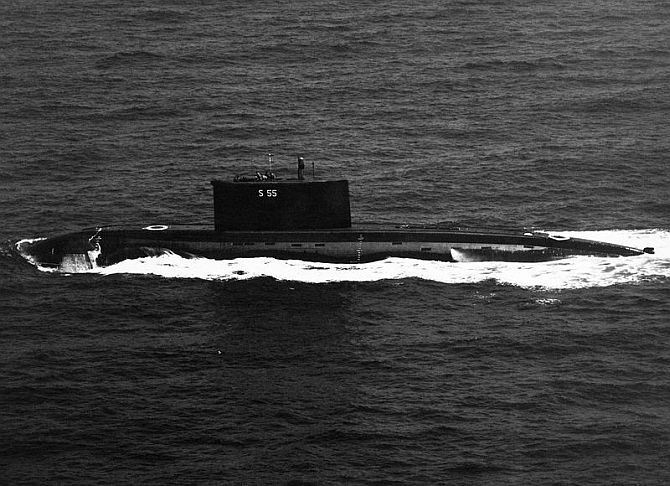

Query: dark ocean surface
[[1, 0, 669, 484]]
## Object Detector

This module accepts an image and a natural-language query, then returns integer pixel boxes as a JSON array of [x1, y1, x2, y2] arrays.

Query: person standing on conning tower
[[297, 156, 305, 180]]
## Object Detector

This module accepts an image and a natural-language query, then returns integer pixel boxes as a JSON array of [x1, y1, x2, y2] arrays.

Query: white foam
[[80, 229, 669, 289]]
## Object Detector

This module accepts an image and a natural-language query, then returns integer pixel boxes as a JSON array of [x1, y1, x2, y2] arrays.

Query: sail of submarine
[[19, 166, 654, 272]]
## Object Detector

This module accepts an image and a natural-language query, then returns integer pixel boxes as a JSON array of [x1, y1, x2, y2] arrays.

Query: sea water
[[1, 1, 669, 484]]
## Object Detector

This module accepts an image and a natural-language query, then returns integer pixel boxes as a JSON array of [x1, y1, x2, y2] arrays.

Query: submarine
[[19, 158, 654, 272]]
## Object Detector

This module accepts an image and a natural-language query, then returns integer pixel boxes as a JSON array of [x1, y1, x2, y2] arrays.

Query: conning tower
[[211, 179, 351, 231]]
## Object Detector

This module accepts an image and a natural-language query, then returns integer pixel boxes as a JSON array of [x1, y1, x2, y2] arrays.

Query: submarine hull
[[19, 224, 651, 272]]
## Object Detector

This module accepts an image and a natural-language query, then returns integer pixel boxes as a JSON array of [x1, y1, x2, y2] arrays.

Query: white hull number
[[258, 189, 278, 197]]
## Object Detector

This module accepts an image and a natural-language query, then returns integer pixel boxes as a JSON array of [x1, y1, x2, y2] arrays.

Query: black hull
[[19, 224, 653, 272]]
